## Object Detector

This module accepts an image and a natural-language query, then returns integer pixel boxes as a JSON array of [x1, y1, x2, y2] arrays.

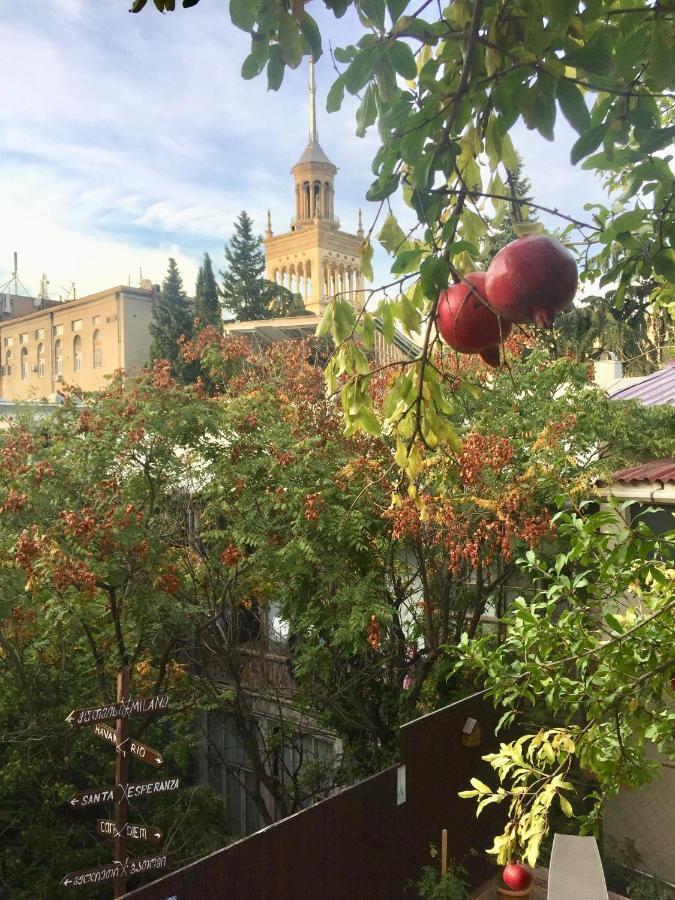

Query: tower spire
[[309, 56, 318, 144]]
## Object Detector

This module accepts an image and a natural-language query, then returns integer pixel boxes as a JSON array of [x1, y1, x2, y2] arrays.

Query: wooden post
[[441, 828, 448, 877], [114, 666, 130, 899]]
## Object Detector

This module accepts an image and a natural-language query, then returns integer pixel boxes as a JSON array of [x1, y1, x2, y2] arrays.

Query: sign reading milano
[[65, 694, 169, 727]]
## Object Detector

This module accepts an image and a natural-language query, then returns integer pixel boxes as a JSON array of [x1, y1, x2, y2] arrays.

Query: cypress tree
[[149, 257, 194, 382], [220, 211, 274, 321], [194, 252, 221, 330]]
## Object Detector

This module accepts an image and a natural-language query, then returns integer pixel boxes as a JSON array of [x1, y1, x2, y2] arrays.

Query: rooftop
[[293, 139, 336, 168], [611, 459, 675, 486], [608, 360, 675, 406]]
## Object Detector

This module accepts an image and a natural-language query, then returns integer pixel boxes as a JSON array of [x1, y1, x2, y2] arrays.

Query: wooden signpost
[[97, 819, 164, 845], [60, 853, 170, 889], [63, 666, 174, 896], [91, 721, 164, 767]]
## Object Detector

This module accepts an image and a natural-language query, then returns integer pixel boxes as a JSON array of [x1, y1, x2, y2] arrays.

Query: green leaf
[[522, 73, 556, 141], [299, 12, 322, 60], [361, 237, 374, 282], [557, 79, 590, 135], [391, 248, 423, 274], [419, 255, 448, 300], [389, 40, 417, 80], [639, 126, 675, 155], [344, 46, 379, 94], [366, 171, 400, 202], [130, 0, 149, 9], [326, 76, 345, 113], [267, 45, 285, 91], [230, 0, 255, 31], [357, 405, 381, 437], [652, 251, 675, 282], [356, 84, 378, 137], [570, 124, 608, 165], [604, 613, 623, 633], [387, 0, 408, 21], [359, 0, 386, 30], [649, 20, 673, 90], [278, 14, 304, 68], [241, 42, 269, 80], [378, 212, 406, 255], [469, 778, 492, 795], [559, 795, 573, 818], [391, 16, 438, 43], [564, 30, 613, 75]]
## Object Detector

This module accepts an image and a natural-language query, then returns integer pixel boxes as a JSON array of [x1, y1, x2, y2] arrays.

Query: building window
[[92, 315, 102, 326], [92, 329, 102, 369], [3, 336, 13, 348], [72, 319, 83, 332], [206, 713, 262, 837], [53, 324, 63, 337], [5, 349, 12, 375], [35, 328, 45, 340], [20, 332, 29, 345], [54, 340, 63, 377], [37, 343, 45, 377], [73, 335, 82, 373], [20, 347, 28, 380]]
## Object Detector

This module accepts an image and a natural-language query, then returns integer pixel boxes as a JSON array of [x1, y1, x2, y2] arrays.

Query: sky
[[1, 0, 607, 300]]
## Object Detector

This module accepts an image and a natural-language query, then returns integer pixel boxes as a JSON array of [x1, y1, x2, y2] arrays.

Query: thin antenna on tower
[[309, 56, 318, 144]]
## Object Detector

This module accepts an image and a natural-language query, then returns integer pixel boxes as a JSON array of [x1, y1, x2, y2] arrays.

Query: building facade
[[0, 284, 157, 401]]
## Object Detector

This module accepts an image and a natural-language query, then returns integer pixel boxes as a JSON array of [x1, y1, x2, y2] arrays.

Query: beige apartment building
[[0, 284, 157, 401]]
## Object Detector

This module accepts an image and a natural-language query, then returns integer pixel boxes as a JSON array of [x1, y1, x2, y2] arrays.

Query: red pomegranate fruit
[[502, 862, 532, 891], [478, 346, 501, 368], [436, 272, 512, 353], [485, 235, 578, 328]]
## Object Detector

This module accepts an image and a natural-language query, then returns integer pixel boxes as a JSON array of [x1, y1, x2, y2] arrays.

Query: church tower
[[264, 59, 366, 315]]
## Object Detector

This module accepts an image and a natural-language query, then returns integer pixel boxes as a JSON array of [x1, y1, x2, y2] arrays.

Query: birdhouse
[[462, 717, 482, 747]]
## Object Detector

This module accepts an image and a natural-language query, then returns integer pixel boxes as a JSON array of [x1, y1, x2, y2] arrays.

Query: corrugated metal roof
[[612, 459, 675, 485], [608, 360, 675, 406]]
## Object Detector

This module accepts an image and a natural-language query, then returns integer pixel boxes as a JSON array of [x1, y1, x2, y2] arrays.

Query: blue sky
[[1, 0, 606, 299]]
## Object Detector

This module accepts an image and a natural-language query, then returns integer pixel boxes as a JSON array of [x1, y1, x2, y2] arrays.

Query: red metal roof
[[608, 360, 675, 406], [612, 459, 675, 485]]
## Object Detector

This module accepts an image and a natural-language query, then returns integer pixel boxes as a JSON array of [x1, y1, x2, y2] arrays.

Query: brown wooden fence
[[123, 693, 504, 900]]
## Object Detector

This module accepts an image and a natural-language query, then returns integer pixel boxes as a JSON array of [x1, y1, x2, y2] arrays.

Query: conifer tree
[[194, 252, 221, 331], [220, 211, 274, 321], [483, 156, 538, 261], [149, 257, 194, 382]]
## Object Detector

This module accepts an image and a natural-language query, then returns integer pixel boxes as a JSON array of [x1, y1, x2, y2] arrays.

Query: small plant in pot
[[495, 861, 533, 898]]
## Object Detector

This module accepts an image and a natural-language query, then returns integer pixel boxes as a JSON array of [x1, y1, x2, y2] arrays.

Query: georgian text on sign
[[65, 694, 169, 727]]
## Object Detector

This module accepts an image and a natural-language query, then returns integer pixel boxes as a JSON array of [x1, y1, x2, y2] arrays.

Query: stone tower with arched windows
[[264, 59, 365, 315]]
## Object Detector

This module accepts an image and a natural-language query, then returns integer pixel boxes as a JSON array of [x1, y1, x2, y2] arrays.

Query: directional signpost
[[91, 721, 164, 767], [64, 666, 175, 897], [65, 694, 169, 728], [60, 853, 170, 889], [69, 777, 179, 809], [97, 819, 163, 845]]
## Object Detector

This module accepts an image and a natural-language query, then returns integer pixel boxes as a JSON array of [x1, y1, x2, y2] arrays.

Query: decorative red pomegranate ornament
[[502, 862, 532, 891], [436, 272, 512, 353], [485, 235, 578, 328]]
